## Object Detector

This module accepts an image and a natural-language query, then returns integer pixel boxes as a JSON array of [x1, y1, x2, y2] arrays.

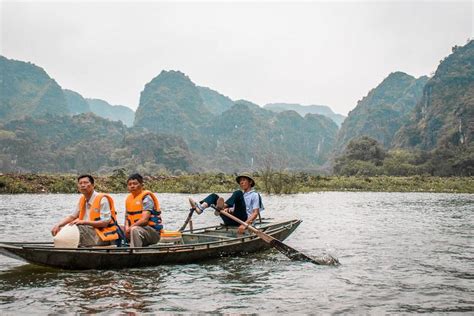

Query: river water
[[0, 192, 472, 313]]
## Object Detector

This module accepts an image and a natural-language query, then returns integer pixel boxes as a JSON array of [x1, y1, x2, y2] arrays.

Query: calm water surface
[[0, 192, 473, 313]]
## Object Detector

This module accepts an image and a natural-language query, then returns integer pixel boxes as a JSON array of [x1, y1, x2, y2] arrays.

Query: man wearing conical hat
[[189, 172, 264, 234]]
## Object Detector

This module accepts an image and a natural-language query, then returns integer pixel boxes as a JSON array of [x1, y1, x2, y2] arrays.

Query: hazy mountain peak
[[264, 102, 346, 127], [134, 70, 211, 151], [86, 98, 135, 127], [394, 40, 474, 150], [0, 55, 69, 121], [234, 99, 261, 109], [146, 70, 194, 89], [334, 71, 428, 153]]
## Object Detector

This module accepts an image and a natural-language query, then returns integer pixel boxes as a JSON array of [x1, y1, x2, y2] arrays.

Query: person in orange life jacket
[[124, 173, 163, 247], [51, 174, 119, 247], [189, 172, 264, 234]]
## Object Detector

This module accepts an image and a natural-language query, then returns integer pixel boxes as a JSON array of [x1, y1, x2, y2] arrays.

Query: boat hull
[[0, 219, 301, 270]]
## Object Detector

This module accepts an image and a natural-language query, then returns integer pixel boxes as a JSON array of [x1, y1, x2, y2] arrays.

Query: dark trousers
[[200, 191, 248, 226]]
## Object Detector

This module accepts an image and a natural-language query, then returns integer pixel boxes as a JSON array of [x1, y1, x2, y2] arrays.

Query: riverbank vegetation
[[1, 171, 472, 194], [334, 137, 474, 177]]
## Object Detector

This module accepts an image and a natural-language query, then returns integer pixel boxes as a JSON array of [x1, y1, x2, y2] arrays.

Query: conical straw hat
[[54, 224, 80, 248], [236, 172, 255, 187]]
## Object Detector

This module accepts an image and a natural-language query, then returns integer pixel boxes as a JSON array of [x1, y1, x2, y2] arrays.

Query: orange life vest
[[78, 193, 119, 241], [125, 190, 163, 230]]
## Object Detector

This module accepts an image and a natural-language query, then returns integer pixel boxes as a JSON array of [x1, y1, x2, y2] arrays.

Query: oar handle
[[217, 209, 249, 228], [216, 209, 273, 243]]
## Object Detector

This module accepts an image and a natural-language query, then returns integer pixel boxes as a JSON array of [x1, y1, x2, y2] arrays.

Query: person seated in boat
[[189, 172, 264, 234], [51, 174, 119, 247], [124, 173, 163, 247]]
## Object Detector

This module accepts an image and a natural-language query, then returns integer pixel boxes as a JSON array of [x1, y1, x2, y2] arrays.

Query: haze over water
[[0, 192, 472, 313]]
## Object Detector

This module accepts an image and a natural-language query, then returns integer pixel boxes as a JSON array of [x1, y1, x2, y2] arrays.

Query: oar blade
[[270, 238, 339, 266]]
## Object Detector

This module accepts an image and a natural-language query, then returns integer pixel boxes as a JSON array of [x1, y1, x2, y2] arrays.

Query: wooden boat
[[0, 219, 301, 270]]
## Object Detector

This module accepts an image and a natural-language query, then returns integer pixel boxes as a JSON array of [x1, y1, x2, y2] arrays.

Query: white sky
[[1, 1, 472, 115]]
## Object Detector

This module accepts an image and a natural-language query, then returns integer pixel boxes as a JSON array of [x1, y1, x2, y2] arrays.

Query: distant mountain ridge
[[86, 98, 134, 127], [134, 70, 211, 151], [0, 56, 185, 173], [197, 100, 338, 171], [2, 39, 472, 175], [134, 71, 339, 172], [333, 71, 428, 154], [0, 56, 69, 121], [394, 41, 474, 150], [331, 41, 473, 177], [264, 103, 346, 127], [64, 89, 90, 114]]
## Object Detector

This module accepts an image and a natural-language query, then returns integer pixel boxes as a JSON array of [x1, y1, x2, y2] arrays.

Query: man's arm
[[130, 211, 152, 228], [237, 208, 259, 234], [71, 217, 110, 228], [51, 215, 77, 236], [247, 193, 261, 225], [246, 208, 260, 225]]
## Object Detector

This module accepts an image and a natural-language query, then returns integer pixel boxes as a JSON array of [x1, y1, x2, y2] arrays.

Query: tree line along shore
[[0, 172, 472, 194]]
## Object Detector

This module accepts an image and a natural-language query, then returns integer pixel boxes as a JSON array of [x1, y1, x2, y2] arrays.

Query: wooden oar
[[217, 209, 339, 265], [179, 208, 195, 232]]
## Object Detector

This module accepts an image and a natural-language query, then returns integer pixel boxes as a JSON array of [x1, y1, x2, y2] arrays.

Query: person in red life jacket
[[124, 173, 163, 247], [51, 174, 119, 247]]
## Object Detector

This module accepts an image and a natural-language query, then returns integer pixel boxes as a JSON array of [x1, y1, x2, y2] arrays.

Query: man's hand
[[237, 224, 247, 234], [69, 218, 84, 226], [51, 225, 61, 236], [222, 208, 234, 214]]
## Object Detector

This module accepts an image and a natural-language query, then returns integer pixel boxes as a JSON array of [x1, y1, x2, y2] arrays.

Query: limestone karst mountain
[[3, 39, 472, 175], [394, 40, 474, 150], [333, 71, 428, 154], [0, 56, 69, 121], [134, 71, 339, 172]]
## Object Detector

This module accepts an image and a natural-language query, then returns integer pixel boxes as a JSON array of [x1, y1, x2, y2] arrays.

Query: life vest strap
[[127, 211, 142, 215], [103, 230, 118, 236]]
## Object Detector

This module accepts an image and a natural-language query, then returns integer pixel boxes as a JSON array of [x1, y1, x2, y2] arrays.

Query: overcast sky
[[1, 1, 472, 115]]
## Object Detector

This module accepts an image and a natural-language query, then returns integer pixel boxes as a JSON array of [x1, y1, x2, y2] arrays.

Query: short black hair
[[77, 174, 94, 184], [127, 173, 143, 184]]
